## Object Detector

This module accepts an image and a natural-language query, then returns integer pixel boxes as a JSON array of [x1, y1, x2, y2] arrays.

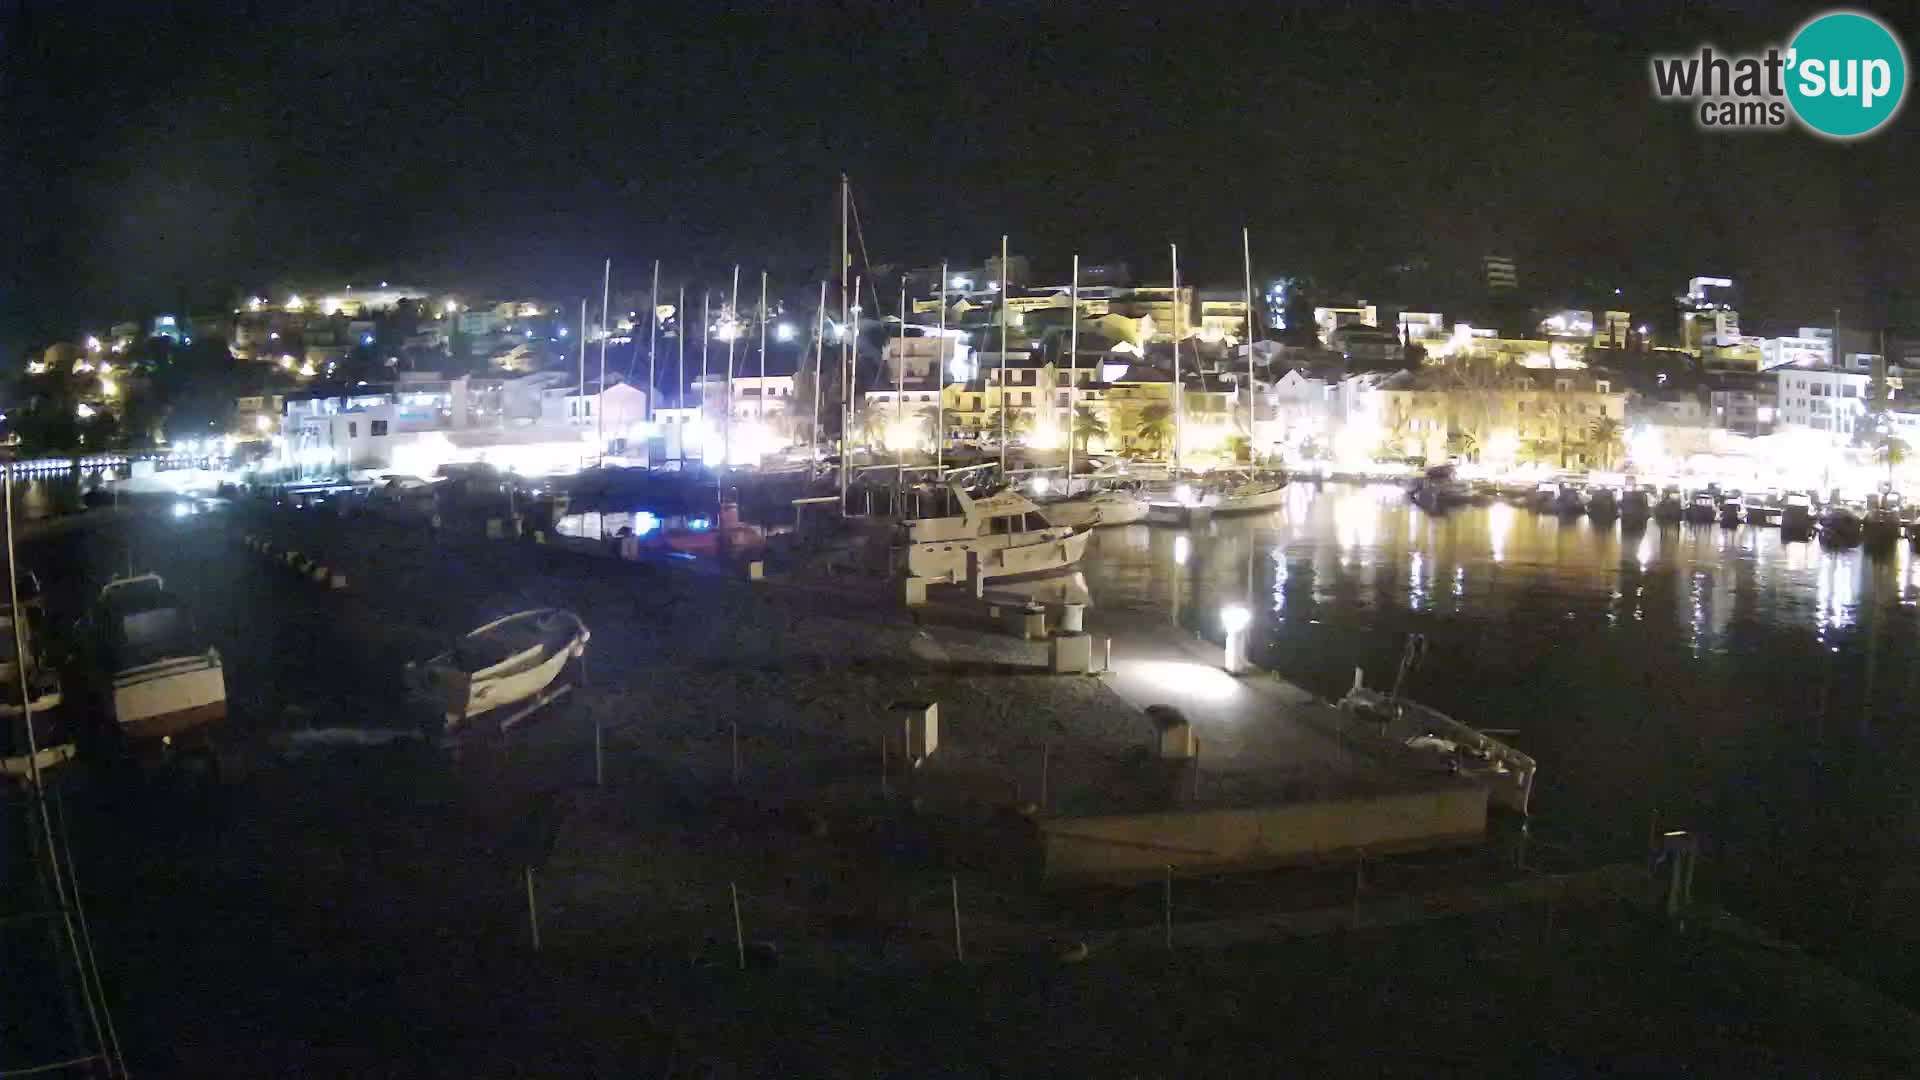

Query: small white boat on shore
[[407, 609, 589, 731], [1, 601, 74, 780], [90, 574, 227, 742], [905, 484, 1090, 583], [1148, 471, 1289, 523]]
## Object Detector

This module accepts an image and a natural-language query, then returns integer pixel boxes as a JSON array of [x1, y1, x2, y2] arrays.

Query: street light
[[1221, 604, 1251, 674]]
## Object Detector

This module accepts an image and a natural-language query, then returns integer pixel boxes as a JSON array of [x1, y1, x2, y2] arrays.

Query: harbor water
[[1074, 480, 1920, 1001]]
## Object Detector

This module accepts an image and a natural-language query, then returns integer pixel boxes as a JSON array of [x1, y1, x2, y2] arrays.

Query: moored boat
[[1409, 464, 1472, 513], [1039, 488, 1150, 528], [1818, 503, 1863, 546], [1619, 486, 1652, 525], [1863, 495, 1903, 549], [89, 574, 226, 742], [1586, 486, 1619, 521], [1684, 491, 1718, 524], [406, 609, 589, 731], [1717, 495, 1744, 527], [1780, 492, 1815, 540], [906, 483, 1090, 582], [0, 601, 73, 781], [1654, 486, 1685, 523]]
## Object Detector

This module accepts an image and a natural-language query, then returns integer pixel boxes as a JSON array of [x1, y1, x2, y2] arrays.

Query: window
[[370, 420, 388, 437], [348, 421, 358, 438], [1843, 385, 1857, 398], [584, 400, 593, 416], [1022, 512, 1050, 531]]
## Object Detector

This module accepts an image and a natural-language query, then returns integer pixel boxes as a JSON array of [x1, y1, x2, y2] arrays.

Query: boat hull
[[1040, 495, 1149, 528], [409, 610, 589, 725], [906, 528, 1090, 582], [112, 655, 226, 740]]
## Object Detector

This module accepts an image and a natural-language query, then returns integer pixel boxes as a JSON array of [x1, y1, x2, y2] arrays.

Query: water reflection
[[1077, 482, 1920, 999]]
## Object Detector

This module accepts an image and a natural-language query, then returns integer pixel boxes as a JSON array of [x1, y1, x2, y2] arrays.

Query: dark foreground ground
[[6, 502, 1919, 1077]]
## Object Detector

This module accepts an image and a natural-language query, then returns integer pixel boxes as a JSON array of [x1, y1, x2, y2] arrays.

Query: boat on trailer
[[406, 609, 590, 731]]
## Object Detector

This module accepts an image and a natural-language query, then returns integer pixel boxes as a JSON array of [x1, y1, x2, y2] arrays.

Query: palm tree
[[1520, 438, 1560, 468], [1133, 402, 1173, 457], [1445, 428, 1479, 462], [916, 404, 942, 450], [986, 408, 1031, 444], [1071, 404, 1108, 454], [854, 400, 889, 447], [1874, 433, 1910, 486], [1587, 416, 1624, 470]]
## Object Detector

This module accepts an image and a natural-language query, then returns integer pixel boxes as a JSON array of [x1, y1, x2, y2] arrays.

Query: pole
[[896, 285, 907, 501], [811, 281, 827, 473], [1163, 865, 1173, 949], [724, 264, 739, 498], [594, 718, 603, 786], [525, 866, 542, 951], [839, 174, 851, 514], [851, 273, 862, 471], [757, 270, 769, 436], [730, 882, 746, 970], [599, 257, 610, 462], [1243, 227, 1256, 460], [578, 298, 588, 437], [1171, 243, 1183, 474], [1067, 253, 1079, 485], [1040, 742, 1050, 810], [731, 721, 740, 786], [647, 259, 660, 422], [950, 875, 965, 962], [701, 291, 711, 471], [998, 233, 1009, 479], [676, 285, 687, 462], [7, 465, 112, 1070], [937, 261, 948, 474]]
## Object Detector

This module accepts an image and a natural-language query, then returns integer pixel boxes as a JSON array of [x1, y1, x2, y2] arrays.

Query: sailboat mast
[[937, 261, 947, 475], [724, 264, 739, 484], [757, 269, 769, 439], [599, 258, 610, 461], [896, 285, 907, 499], [1243, 227, 1255, 461], [1171, 243, 1183, 474], [701, 291, 711, 469], [647, 259, 660, 422], [998, 233, 1009, 479], [578, 297, 588, 463], [1067, 253, 1079, 486], [811, 280, 827, 472], [676, 285, 686, 462], [839, 174, 851, 514]]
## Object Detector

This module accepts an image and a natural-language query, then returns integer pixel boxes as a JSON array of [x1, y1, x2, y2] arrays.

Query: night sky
[[3, 0, 1914, 353]]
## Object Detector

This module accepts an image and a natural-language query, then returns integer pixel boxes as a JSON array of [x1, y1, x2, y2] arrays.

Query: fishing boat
[[1717, 494, 1744, 528], [1549, 482, 1586, 516], [905, 483, 1090, 582], [89, 574, 226, 742], [1654, 486, 1685, 523], [1585, 486, 1619, 522], [1038, 488, 1150, 528], [0, 602, 73, 781], [1619, 486, 1652, 525], [1818, 502, 1863, 546], [1338, 638, 1537, 816], [1779, 491, 1815, 540], [406, 609, 589, 731], [1409, 464, 1472, 513], [1863, 494, 1903, 549]]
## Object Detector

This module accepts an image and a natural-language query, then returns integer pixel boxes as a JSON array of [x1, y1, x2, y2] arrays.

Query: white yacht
[[905, 484, 1091, 582], [1038, 488, 1150, 528]]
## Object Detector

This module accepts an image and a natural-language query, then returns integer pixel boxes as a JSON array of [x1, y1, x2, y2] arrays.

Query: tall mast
[[1171, 243, 1183, 474], [839, 174, 851, 514], [599, 257, 610, 462], [896, 285, 907, 499], [724, 264, 739, 485], [701, 291, 710, 468], [998, 233, 1009, 479], [578, 297, 587, 451], [757, 270, 769, 456], [811, 280, 827, 472], [676, 285, 686, 462], [1067, 253, 1079, 486], [646, 259, 660, 422], [937, 261, 947, 475], [1243, 227, 1256, 462]]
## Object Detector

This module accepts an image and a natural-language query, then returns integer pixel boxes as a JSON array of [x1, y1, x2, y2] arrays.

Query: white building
[[1760, 329, 1835, 371], [1775, 367, 1870, 441]]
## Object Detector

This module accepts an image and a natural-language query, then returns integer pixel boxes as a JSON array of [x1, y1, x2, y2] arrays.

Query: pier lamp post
[[1221, 604, 1251, 674]]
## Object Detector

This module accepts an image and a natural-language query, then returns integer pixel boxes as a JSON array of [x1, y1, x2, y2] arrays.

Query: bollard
[[486, 518, 504, 540], [747, 560, 765, 581], [330, 573, 348, 590], [903, 576, 929, 607]]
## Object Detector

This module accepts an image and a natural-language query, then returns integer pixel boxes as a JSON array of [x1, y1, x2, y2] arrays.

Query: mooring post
[[950, 876, 965, 963], [525, 866, 542, 952], [731, 882, 746, 970]]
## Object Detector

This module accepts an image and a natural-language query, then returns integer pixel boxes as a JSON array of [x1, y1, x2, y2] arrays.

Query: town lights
[[279, 355, 296, 370], [951, 275, 973, 290], [255, 415, 271, 432], [85, 336, 101, 352], [443, 299, 460, 316], [248, 297, 265, 312], [1221, 603, 1252, 674], [774, 322, 796, 342], [76, 403, 96, 419], [99, 376, 118, 398], [286, 294, 306, 311]]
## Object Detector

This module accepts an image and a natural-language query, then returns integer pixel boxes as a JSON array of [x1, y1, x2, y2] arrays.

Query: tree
[[916, 404, 943, 449], [1071, 404, 1108, 455], [854, 400, 889, 447], [1520, 438, 1560, 468], [1445, 429, 1479, 462], [1132, 402, 1173, 457], [1587, 416, 1624, 470], [1873, 433, 1909, 486], [986, 408, 1032, 443]]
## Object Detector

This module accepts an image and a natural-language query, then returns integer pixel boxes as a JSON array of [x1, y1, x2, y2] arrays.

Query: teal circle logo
[[1787, 11, 1907, 138]]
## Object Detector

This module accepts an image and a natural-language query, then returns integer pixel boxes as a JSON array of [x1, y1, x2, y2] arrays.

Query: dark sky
[[3, 0, 1914, 353]]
